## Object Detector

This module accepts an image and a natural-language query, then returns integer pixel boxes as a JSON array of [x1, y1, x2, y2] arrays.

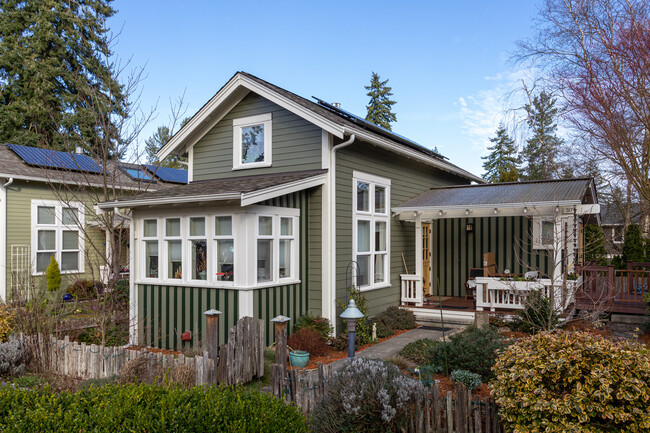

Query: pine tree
[[482, 124, 520, 183], [0, 0, 124, 151], [521, 91, 564, 180], [365, 72, 397, 130], [144, 126, 180, 168], [584, 224, 608, 266], [622, 224, 645, 263]]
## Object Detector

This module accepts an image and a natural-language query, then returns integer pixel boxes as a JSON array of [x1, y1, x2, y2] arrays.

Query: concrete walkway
[[328, 326, 461, 371]]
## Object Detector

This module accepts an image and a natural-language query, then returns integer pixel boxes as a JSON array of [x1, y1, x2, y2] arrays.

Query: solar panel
[[144, 165, 188, 184], [7, 143, 103, 173], [121, 166, 153, 181]]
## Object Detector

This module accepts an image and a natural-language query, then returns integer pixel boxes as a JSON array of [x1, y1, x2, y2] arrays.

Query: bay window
[[214, 216, 234, 283], [165, 218, 182, 279], [32, 200, 84, 274], [353, 173, 390, 290], [142, 219, 158, 278], [189, 217, 207, 281]]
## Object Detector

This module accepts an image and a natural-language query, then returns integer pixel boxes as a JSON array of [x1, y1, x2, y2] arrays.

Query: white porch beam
[[414, 213, 424, 306]]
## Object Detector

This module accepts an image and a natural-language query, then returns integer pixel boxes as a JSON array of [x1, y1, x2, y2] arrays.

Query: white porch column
[[414, 213, 423, 306]]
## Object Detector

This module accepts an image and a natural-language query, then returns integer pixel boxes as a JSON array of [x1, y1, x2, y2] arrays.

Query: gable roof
[[157, 71, 483, 183], [394, 178, 595, 210], [98, 169, 327, 209]]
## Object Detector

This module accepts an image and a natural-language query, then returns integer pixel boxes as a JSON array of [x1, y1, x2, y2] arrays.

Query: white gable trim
[[157, 74, 346, 161], [240, 172, 327, 206]]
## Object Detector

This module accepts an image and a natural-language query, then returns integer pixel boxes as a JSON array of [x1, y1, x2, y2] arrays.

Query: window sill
[[134, 279, 301, 290], [359, 282, 392, 292], [232, 162, 272, 171], [32, 270, 83, 277]]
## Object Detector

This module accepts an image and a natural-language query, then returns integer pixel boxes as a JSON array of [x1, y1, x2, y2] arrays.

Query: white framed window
[[352, 172, 391, 290], [255, 214, 299, 284], [533, 216, 555, 250], [164, 217, 183, 280], [142, 219, 159, 279], [233, 113, 272, 170], [612, 226, 624, 244], [31, 200, 84, 275], [214, 215, 234, 284], [188, 217, 207, 281]]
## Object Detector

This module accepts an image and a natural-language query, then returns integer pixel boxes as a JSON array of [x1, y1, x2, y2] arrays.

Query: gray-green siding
[[192, 92, 322, 181], [254, 283, 308, 346], [335, 139, 470, 325], [431, 216, 551, 297]]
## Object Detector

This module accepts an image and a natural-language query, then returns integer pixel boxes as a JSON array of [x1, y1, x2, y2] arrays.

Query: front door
[[422, 223, 431, 296]]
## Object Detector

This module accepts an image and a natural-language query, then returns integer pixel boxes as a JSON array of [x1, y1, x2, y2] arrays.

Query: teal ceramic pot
[[289, 350, 310, 368]]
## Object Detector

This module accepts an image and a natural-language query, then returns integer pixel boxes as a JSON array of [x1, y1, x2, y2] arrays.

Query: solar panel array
[[7, 143, 103, 173], [144, 165, 188, 184], [121, 167, 153, 181]]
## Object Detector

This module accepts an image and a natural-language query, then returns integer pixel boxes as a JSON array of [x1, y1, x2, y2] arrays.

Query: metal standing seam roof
[[394, 178, 594, 209]]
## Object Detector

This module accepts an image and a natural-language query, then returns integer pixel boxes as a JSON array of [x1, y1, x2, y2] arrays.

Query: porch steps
[[404, 307, 475, 327]]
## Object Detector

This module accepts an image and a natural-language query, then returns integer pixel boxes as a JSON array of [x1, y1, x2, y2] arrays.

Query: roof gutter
[[0, 177, 13, 301], [328, 134, 355, 334], [98, 192, 241, 209]]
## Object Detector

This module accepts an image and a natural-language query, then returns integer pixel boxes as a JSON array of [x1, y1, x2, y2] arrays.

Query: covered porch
[[392, 179, 600, 316]]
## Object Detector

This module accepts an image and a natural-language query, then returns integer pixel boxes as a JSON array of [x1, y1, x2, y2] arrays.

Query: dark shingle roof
[[600, 203, 642, 225], [100, 169, 327, 207], [395, 178, 594, 209]]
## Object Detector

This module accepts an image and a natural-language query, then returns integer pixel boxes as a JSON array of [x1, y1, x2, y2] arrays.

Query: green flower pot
[[289, 350, 310, 368]]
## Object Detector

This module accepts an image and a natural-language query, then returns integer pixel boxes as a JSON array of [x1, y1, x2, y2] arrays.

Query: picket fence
[[271, 362, 504, 432], [40, 316, 265, 386]]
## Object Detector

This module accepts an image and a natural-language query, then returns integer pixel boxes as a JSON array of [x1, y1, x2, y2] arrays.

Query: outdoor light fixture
[[438, 210, 443, 216], [523, 207, 528, 213], [340, 299, 364, 358], [466, 223, 474, 233], [556, 206, 560, 213], [494, 208, 498, 214], [465, 209, 470, 215]]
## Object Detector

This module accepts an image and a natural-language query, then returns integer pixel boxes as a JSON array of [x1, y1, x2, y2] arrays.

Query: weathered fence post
[[271, 315, 291, 374], [203, 309, 222, 384]]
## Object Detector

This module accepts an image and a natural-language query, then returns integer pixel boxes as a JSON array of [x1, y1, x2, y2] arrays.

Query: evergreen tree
[[46, 255, 61, 292], [482, 124, 520, 183], [521, 91, 564, 180], [584, 224, 608, 266], [0, 0, 124, 151], [622, 224, 645, 263], [144, 126, 180, 168], [364, 72, 397, 130]]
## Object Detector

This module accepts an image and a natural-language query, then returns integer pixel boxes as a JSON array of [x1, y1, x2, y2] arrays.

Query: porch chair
[[465, 268, 484, 300]]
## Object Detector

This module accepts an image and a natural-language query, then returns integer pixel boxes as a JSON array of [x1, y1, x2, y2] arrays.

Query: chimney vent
[[332, 102, 341, 108], [75, 146, 83, 155]]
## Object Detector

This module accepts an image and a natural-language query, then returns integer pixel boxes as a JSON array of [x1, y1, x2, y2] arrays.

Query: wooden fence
[[576, 265, 650, 314], [271, 362, 504, 432], [39, 316, 265, 386]]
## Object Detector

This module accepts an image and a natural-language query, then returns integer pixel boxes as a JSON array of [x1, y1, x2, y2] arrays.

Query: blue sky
[[109, 0, 539, 176]]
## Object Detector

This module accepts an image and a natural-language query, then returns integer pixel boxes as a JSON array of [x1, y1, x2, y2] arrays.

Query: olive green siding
[[335, 140, 470, 323], [192, 93, 322, 181], [5, 180, 105, 297], [138, 284, 238, 350], [431, 216, 551, 297], [307, 186, 322, 316]]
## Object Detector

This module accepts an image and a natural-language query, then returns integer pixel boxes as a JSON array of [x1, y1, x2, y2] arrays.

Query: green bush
[[331, 333, 359, 352], [492, 331, 650, 433], [450, 369, 481, 391], [0, 384, 308, 432], [584, 224, 608, 265], [384, 306, 416, 330], [370, 312, 395, 339], [311, 358, 423, 432], [410, 364, 442, 387], [623, 224, 645, 263], [46, 256, 61, 292], [293, 313, 332, 340], [336, 288, 371, 345], [288, 328, 328, 357], [66, 280, 102, 299], [517, 289, 559, 334], [430, 326, 508, 381], [400, 338, 438, 365]]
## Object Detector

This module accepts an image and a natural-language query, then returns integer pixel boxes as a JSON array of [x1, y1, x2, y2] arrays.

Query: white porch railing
[[474, 277, 580, 312], [400, 274, 423, 307]]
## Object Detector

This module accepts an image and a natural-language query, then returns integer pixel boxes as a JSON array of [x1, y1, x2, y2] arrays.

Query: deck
[[575, 265, 649, 315]]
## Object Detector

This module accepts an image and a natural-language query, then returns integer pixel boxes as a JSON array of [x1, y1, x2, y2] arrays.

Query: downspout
[[0, 178, 13, 302], [329, 134, 355, 335], [115, 207, 137, 345]]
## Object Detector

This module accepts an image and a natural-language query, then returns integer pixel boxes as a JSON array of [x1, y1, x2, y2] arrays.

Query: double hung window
[[165, 218, 182, 279], [32, 201, 84, 274], [214, 216, 234, 283], [143, 219, 159, 278], [189, 217, 207, 281]]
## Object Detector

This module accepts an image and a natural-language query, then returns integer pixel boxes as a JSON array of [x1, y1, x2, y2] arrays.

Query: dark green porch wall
[[431, 216, 552, 297]]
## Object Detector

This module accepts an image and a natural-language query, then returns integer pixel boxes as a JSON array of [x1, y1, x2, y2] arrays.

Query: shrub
[[331, 333, 359, 352], [370, 312, 395, 339], [119, 357, 197, 387], [78, 375, 119, 390], [336, 287, 371, 345], [293, 313, 332, 340], [623, 223, 645, 263], [518, 289, 559, 333], [410, 364, 443, 387], [311, 358, 423, 432], [288, 328, 328, 357], [46, 256, 61, 292], [384, 306, 417, 330], [0, 304, 14, 342], [0, 384, 308, 432], [0, 338, 29, 376], [584, 224, 608, 265], [400, 338, 438, 365], [66, 280, 102, 300], [450, 369, 481, 391], [430, 326, 508, 381], [492, 331, 650, 433], [12, 375, 44, 389]]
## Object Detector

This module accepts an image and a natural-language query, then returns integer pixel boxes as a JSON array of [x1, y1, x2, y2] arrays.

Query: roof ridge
[[427, 177, 593, 190]]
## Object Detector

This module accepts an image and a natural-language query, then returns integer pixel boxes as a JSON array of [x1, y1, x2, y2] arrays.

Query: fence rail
[[576, 265, 650, 314]]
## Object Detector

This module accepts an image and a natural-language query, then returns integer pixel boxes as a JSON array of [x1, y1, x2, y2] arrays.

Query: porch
[[575, 264, 650, 315]]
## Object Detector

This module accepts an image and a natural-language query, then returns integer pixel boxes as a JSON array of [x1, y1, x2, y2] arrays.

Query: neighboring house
[[599, 203, 643, 258], [0, 143, 187, 301]]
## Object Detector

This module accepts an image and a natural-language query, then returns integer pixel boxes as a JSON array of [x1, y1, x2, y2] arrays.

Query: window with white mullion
[[164, 217, 183, 280], [257, 215, 274, 283], [188, 217, 207, 281], [33, 201, 83, 274], [214, 215, 234, 284], [142, 219, 159, 279], [279, 216, 295, 280]]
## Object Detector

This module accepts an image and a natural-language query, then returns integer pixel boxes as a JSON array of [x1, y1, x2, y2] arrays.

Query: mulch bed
[[431, 374, 492, 400]]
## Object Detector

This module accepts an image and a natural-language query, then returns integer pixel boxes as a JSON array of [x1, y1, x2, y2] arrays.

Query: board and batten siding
[[431, 216, 551, 297], [192, 92, 322, 181], [5, 180, 105, 298], [137, 284, 238, 350], [335, 139, 470, 323]]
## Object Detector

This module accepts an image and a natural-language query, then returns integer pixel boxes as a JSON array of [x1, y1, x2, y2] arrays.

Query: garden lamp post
[[340, 299, 364, 358]]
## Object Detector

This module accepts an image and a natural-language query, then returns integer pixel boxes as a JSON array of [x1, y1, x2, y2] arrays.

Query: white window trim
[[254, 213, 300, 286], [532, 216, 555, 250], [612, 225, 624, 244], [163, 217, 183, 282], [352, 172, 391, 291], [141, 219, 160, 282], [213, 214, 235, 287], [187, 216, 208, 283], [233, 113, 272, 170], [31, 199, 85, 276]]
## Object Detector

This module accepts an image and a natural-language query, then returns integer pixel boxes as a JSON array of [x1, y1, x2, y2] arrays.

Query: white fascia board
[[240, 173, 327, 207], [344, 127, 484, 184], [157, 74, 346, 161], [394, 201, 582, 221], [576, 204, 600, 215], [97, 193, 240, 209]]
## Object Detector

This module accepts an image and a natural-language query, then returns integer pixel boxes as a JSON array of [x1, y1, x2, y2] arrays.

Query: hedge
[[0, 384, 308, 432]]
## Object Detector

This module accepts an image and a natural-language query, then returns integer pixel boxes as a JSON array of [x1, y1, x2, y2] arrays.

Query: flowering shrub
[[492, 331, 650, 433], [287, 328, 328, 357], [311, 358, 423, 432]]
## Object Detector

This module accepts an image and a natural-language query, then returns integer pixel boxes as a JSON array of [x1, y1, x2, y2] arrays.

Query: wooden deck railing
[[576, 265, 650, 314], [400, 274, 423, 306]]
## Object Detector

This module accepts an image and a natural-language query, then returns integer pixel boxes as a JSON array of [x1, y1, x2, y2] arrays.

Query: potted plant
[[289, 349, 310, 368]]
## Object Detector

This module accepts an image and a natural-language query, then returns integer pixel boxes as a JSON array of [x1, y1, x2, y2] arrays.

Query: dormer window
[[233, 113, 272, 170]]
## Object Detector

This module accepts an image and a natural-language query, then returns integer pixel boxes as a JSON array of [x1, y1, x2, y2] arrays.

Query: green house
[[98, 72, 600, 348]]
